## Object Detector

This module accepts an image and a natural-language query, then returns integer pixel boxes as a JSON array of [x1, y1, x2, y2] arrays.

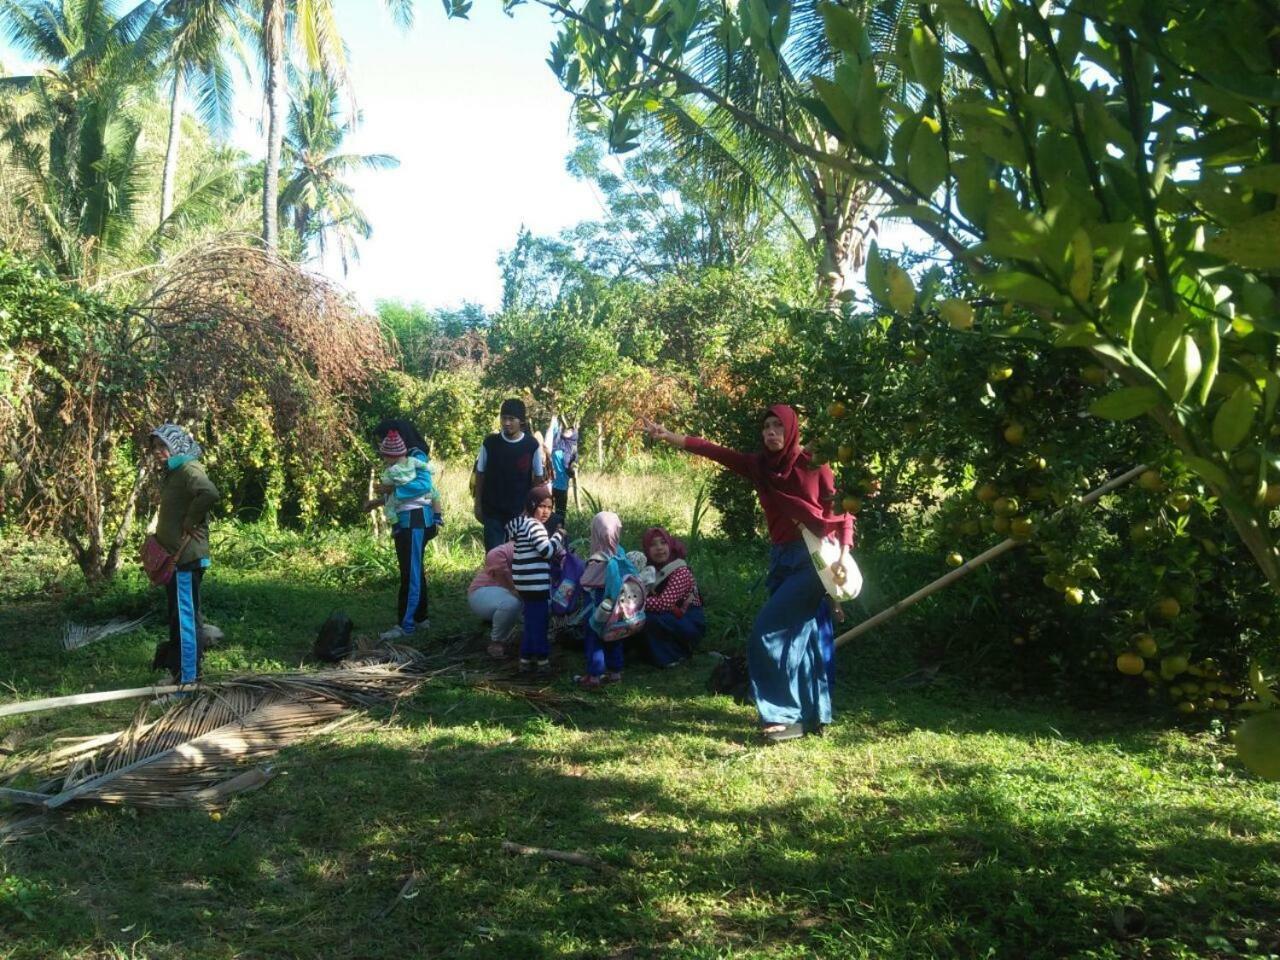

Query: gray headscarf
[[151, 423, 202, 460]]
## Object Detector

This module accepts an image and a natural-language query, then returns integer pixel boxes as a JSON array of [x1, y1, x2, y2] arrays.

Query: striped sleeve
[[507, 517, 562, 594]]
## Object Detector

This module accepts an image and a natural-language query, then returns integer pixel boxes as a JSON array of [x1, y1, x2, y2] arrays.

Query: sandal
[[572, 674, 604, 689], [760, 723, 804, 743], [486, 642, 507, 659]]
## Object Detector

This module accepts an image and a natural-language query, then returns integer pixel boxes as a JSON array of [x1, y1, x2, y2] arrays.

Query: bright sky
[[306, 3, 601, 311], [1, 2, 602, 312]]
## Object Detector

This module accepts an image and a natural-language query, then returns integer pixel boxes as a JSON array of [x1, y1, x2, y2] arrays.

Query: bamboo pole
[[835, 463, 1149, 649], [0, 684, 188, 720]]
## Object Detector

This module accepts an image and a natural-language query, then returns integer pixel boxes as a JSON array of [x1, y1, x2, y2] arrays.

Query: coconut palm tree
[[545, 0, 919, 302], [278, 71, 398, 272], [153, 0, 251, 225], [259, 0, 414, 248], [0, 0, 161, 278]]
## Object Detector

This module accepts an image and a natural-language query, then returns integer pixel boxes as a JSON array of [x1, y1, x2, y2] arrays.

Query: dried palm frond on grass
[[0, 649, 436, 834], [61, 614, 150, 651], [0, 639, 592, 838]]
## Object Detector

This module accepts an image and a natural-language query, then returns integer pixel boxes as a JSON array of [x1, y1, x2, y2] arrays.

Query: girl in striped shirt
[[506, 485, 564, 674]]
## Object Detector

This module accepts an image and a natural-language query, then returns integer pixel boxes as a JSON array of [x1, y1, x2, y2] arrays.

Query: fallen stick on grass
[[501, 841, 613, 872], [836, 463, 1150, 649], [376, 872, 420, 919]]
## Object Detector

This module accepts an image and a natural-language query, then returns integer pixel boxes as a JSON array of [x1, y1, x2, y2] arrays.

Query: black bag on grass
[[314, 611, 354, 662], [707, 652, 752, 706]]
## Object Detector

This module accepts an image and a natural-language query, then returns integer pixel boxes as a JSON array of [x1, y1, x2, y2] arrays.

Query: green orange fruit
[[1116, 652, 1145, 676], [940, 298, 974, 331], [1081, 365, 1109, 385], [988, 365, 1013, 382], [1138, 470, 1165, 492], [1234, 711, 1280, 779], [993, 496, 1020, 517]]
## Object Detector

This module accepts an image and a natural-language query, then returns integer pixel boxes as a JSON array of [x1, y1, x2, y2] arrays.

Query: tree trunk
[[596, 422, 604, 469], [816, 209, 849, 307], [261, 0, 286, 249], [103, 460, 150, 580], [803, 144, 876, 308], [160, 70, 184, 227]]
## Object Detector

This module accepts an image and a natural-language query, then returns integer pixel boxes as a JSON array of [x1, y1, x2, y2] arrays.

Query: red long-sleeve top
[[645, 565, 702, 614], [685, 436, 855, 548]]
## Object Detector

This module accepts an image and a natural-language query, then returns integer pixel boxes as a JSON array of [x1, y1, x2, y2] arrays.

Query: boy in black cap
[[473, 398, 546, 550]]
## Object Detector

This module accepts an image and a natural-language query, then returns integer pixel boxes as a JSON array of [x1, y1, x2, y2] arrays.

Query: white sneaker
[[380, 626, 412, 642]]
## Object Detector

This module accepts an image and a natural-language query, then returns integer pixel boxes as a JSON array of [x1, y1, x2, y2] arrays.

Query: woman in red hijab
[[645, 406, 854, 742]]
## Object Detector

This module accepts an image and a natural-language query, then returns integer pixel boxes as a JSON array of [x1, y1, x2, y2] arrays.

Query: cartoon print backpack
[[590, 551, 646, 643], [550, 548, 587, 620]]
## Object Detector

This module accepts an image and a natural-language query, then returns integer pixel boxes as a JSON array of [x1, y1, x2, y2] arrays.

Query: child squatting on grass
[[645, 405, 854, 743], [574, 511, 640, 689], [364, 426, 438, 642], [506, 484, 565, 674], [638, 526, 705, 668], [468, 541, 522, 659]]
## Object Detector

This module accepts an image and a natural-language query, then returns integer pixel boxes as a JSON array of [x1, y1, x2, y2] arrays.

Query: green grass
[[1, 467, 1278, 959]]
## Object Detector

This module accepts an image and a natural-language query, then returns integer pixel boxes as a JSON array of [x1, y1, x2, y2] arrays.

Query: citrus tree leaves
[[1205, 210, 1280, 272], [979, 270, 1065, 309], [1089, 385, 1162, 420], [1212, 384, 1258, 452], [1161, 334, 1201, 404], [908, 24, 944, 93], [907, 118, 947, 197]]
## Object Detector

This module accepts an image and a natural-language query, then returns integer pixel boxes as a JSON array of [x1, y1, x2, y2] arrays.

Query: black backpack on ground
[[314, 611, 354, 662], [707, 652, 752, 706]]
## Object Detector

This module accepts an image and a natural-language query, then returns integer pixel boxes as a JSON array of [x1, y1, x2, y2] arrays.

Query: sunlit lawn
[[1, 466, 1277, 959]]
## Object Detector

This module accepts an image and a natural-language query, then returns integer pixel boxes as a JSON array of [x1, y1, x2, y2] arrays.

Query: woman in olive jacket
[[149, 423, 220, 684]]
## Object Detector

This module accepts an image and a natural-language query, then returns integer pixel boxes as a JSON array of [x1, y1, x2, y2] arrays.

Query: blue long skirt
[[749, 540, 833, 728], [641, 606, 706, 667]]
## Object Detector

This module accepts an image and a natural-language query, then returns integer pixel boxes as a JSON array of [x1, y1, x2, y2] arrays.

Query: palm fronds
[[5, 649, 433, 820], [0, 641, 587, 836], [61, 613, 150, 651]]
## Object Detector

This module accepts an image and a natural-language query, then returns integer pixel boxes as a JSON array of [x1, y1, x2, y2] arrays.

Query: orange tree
[[687, 257, 1272, 716], [464, 0, 1280, 773]]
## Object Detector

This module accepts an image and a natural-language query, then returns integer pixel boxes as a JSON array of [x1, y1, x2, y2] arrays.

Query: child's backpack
[[550, 548, 586, 619], [590, 551, 646, 643], [314, 611, 354, 662]]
